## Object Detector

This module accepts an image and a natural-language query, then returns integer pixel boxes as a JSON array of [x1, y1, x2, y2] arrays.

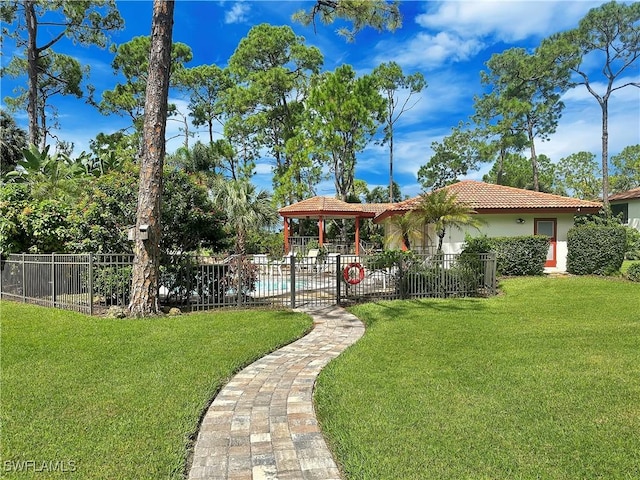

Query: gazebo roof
[[279, 196, 392, 219]]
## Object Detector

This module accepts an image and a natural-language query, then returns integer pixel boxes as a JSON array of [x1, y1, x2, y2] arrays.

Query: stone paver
[[188, 306, 365, 480]]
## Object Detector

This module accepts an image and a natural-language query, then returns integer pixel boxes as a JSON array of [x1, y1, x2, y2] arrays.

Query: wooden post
[[318, 216, 324, 247], [355, 217, 360, 255]]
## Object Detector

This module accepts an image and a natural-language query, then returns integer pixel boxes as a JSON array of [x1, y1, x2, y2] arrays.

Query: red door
[[535, 218, 557, 268]]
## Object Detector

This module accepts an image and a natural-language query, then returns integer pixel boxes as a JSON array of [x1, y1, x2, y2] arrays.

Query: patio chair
[[299, 249, 320, 273], [252, 254, 269, 274], [278, 251, 295, 275]]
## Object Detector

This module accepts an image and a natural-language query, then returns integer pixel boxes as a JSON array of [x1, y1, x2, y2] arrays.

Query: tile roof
[[609, 187, 640, 201], [279, 196, 391, 218], [376, 180, 602, 221]]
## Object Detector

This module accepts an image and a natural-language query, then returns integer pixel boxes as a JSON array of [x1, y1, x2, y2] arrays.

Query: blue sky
[[2, 0, 639, 199]]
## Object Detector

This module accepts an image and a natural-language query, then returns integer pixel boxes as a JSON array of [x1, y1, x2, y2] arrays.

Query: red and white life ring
[[343, 262, 365, 285]]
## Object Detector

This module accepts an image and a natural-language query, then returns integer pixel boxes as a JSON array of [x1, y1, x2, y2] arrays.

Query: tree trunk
[[129, 0, 175, 317], [437, 230, 445, 252], [389, 130, 394, 202], [528, 117, 539, 191], [25, 0, 39, 147], [601, 100, 610, 212]]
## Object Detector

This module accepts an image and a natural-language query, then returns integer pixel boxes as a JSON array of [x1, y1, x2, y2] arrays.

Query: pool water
[[253, 280, 307, 291]]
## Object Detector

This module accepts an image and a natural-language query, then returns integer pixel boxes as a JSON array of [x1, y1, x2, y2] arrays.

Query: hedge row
[[566, 225, 626, 275], [463, 235, 549, 276]]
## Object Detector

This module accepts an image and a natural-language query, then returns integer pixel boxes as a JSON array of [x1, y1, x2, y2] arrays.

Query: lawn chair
[[278, 251, 295, 275], [299, 249, 320, 273]]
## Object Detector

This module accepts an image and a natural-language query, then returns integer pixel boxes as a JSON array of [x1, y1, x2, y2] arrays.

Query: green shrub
[[626, 263, 640, 282], [463, 235, 549, 276], [92, 264, 132, 306], [624, 226, 640, 260], [567, 225, 626, 275]]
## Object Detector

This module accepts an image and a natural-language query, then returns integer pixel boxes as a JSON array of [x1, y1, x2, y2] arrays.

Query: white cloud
[[224, 2, 250, 24], [415, 1, 598, 43], [374, 31, 484, 69]]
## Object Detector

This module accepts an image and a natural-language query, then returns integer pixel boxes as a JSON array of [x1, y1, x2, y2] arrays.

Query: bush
[[624, 226, 640, 260], [626, 263, 640, 282], [567, 225, 626, 275], [463, 235, 549, 276]]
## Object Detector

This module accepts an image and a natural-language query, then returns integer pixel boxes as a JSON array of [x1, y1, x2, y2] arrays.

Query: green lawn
[[316, 276, 640, 480], [0, 302, 311, 479]]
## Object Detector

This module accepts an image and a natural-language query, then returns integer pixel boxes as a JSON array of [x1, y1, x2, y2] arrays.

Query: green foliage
[[93, 264, 133, 305], [624, 226, 640, 260], [610, 144, 640, 192], [211, 178, 277, 255], [65, 167, 138, 253], [0, 183, 72, 254], [626, 262, 640, 282], [305, 64, 386, 201], [227, 24, 323, 203], [99, 35, 193, 131], [483, 153, 562, 194], [556, 151, 601, 200], [460, 234, 493, 254], [463, 235, 550, 276], [493, 236, 550, 276], [475, 44, 570, 192], [415, 188, 484, 251], [2, 163, 226, 256], [161, 170, 226, 254], [0, 109, 27, 176], [365, 249, 416, 271], [567, 225, 626, 275], [418, 123, 486, 190], [543, 1, 640, 205], [292, 0, 401, 41]]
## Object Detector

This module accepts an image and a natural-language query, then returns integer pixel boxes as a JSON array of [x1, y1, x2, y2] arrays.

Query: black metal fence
[[1, 252, 496, 315]]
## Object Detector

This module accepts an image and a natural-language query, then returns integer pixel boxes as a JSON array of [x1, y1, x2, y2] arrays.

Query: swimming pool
[[253, 279, 308, 293]]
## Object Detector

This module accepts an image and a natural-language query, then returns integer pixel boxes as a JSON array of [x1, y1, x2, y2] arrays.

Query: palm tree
[[212, 178, 277, 255], [383, 211, 423, 251], [6, 144, 85, 200], [416, 188, 483, 252]]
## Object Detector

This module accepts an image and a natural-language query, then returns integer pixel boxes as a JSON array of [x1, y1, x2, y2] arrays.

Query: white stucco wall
[[627, 199, 640, 231], [394, 212, 577, 272]]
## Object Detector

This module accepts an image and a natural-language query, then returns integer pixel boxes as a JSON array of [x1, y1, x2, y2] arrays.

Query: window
[[611, 203, 629, 224]]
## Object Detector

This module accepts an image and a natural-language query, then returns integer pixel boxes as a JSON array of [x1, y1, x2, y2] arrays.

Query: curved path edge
[[188, 305, 365, 480]]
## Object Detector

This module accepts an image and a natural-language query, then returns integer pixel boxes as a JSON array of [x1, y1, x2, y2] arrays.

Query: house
[[374, 181, 602, 272], [609, 187, 640, 231]]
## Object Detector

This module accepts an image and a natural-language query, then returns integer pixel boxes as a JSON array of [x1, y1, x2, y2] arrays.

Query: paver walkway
[[188, 305, 365, 480]]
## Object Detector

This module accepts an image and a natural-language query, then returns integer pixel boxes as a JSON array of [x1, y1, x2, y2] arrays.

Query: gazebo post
[[283, 217, 290, 253], [355, 217, 360, 255], [318, 216, 324, 247]]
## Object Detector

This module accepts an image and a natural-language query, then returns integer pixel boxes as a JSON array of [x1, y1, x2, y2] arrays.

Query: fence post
[[237, 256, 242, 308], [335, 254, 341, 306], [89, 254, 94, 316], [22, 253, 26, 303], [398, 257, 406, 299], [51, 253, 56, 308], [490, 253, 497, 295], [290, 254, 296, 309]]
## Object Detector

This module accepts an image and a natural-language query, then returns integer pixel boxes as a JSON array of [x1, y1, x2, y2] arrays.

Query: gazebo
[[278, 196, 391, 255]]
